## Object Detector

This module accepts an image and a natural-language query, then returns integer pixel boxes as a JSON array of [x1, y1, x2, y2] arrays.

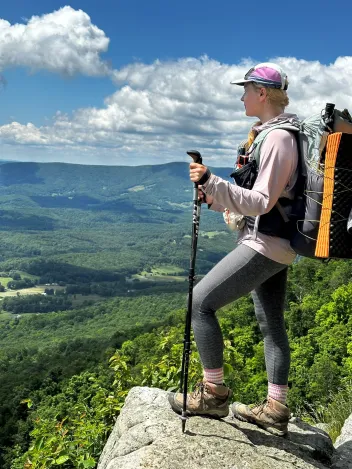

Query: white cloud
[[0, 6, 110, 76], [1, 12, 352, 167]]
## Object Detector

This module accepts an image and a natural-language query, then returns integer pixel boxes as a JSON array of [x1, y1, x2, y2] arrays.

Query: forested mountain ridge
[[0, 160, 232, 213], [0, 161, 234, 277], [0, 161, 200, 232], [0, 160, 235, 468], [0, 160, 234, 293], [6, 257, 352, 469], [0, 161, 352, 468]]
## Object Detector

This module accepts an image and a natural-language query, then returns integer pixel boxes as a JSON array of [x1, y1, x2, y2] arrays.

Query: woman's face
[[241, 83, 263, 117]]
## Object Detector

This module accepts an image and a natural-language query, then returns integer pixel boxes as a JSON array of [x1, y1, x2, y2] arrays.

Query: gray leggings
[[192, 244, 289, 385]]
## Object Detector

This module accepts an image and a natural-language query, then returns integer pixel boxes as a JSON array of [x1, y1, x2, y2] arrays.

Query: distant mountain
[[0, 160, 232, 194], [0, 161, 233, 223], [0, 161, 235, 273], [0, 159, 20, 165]]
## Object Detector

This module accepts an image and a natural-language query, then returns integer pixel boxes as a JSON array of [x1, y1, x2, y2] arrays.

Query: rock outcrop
[[97, 387, 342, 469], [332, 413, 352, 468]]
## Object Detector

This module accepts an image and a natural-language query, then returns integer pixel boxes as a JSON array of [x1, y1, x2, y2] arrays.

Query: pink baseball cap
[[231, 62, 288, 90]]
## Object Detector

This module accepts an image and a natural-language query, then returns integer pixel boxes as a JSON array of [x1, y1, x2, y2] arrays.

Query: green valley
[[0, 161, 352, 469]]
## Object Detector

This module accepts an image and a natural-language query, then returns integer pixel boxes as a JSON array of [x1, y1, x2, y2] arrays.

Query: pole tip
[[180, 412, 188, 433]]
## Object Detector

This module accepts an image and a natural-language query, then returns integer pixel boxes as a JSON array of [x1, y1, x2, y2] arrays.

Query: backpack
[[232, 105, 352, 260]]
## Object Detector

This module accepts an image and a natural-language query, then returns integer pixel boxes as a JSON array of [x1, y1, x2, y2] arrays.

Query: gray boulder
[[97, 387, 336, 469], [332, 413, 352, 468]]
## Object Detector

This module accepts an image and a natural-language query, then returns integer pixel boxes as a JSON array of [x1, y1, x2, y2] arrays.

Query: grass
[[128, 185, 145, 192], [0, 285, 65, 299], [0, 271, 40, 289], [17, 271, 40, 281], [0, 290, 108, 317], [323, 381, 352, 442], [167, 201, 192, 208], [300, 380, 352, 442], [132, 264, 187, 283], [131, 274, 186, 283], [184, 231, 228, 239], [151, 265, 185, 275], [201, 231, 227, 238], [0, 277, 12, 287], [0, 311, 13, 321]]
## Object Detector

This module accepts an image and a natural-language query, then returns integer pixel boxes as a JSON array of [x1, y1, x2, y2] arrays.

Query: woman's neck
[[258, 106, 285, 124]]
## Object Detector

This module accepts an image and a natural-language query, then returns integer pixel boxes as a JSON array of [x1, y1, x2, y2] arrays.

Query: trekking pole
[[179, 149, 203, 433]]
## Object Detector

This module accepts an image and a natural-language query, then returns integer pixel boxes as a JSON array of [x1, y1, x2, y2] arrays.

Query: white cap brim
[[230, 79, 252, 86]]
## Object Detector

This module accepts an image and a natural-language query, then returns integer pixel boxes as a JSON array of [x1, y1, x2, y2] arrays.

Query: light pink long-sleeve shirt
[[202, 117, 299, 264]]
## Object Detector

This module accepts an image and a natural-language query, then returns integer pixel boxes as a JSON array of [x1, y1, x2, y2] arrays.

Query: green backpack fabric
[[233, 108, 352, 259], [250, 114, 320, 166]]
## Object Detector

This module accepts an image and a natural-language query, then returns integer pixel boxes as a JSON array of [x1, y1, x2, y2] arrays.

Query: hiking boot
[[168, 381, 232, 418], [231, 396, 290, 436]]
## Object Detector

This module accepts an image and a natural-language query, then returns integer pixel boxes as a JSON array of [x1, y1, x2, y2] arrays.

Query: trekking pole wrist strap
[[198, 168, 212, 185]]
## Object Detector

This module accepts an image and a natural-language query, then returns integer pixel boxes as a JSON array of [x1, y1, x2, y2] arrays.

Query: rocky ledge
[[97, 387, 352, 469]]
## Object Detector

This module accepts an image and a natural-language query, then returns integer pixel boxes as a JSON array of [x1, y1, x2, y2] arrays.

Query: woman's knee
[[189, 285, 215, 320]]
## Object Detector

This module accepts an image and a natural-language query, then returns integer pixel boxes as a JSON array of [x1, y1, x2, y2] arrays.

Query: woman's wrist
[[198, 168, 212, 185]]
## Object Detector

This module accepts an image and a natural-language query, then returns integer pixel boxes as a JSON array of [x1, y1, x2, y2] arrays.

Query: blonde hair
[[252, 82, 289, 108], [244, 82, 289, 151], [244, 124, 260, 151]]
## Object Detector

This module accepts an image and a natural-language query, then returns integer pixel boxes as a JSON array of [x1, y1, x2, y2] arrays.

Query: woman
[[168, 63, 300, 437]]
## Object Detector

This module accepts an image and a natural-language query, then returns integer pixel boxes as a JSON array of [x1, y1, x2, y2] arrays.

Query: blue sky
[[0, 0, 351, 165]]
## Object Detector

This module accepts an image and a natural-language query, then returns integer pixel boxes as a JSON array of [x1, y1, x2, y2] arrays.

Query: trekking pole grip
[[187, 150, 202, 165]]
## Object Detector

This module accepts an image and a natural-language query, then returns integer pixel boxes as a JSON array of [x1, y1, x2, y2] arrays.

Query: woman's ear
[[259, 87, 267, 101]]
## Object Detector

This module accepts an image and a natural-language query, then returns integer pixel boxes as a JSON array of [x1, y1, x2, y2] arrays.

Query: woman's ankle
[[268, 382, 288, 404], [203, 367, 224, 385]]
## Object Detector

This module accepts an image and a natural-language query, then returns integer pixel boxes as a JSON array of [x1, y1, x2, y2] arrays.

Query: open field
[[0, 285, 65, 299], [200, 231, 228, 238], [167, 201, 192, 209], [0, 277, 12, 287], [130, 263, 187, 283], [0, 271, 41, 289], [183, 230, 228, 239], [153, 265, 185, 274], [17, 271, 40, 281], [131, 273, 187, 283], [0, 290, 107, 318], [0, 311, 13, 321], [142, 265, 185, 275], [128, 185, 146, 192]]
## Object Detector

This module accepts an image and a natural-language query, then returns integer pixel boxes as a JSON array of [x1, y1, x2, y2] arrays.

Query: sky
[[0, 0, 352, 166]]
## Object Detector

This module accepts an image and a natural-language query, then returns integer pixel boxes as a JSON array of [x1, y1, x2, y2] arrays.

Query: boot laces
[[249, 398, 268, 414], [191, 381, 206, 398]]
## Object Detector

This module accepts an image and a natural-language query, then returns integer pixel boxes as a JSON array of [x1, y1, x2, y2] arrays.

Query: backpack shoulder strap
[[251, 128, 272, 165], [251, 124, 300, 166]]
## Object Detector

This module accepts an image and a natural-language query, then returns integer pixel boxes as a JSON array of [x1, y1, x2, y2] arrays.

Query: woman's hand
[[198, 186, 214, 205], [190, 162, 207, 183]]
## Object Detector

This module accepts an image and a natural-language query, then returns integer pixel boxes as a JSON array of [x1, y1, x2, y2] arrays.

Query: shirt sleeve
[[202, 129, 298, 216], [207, 202, 226, 212]]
